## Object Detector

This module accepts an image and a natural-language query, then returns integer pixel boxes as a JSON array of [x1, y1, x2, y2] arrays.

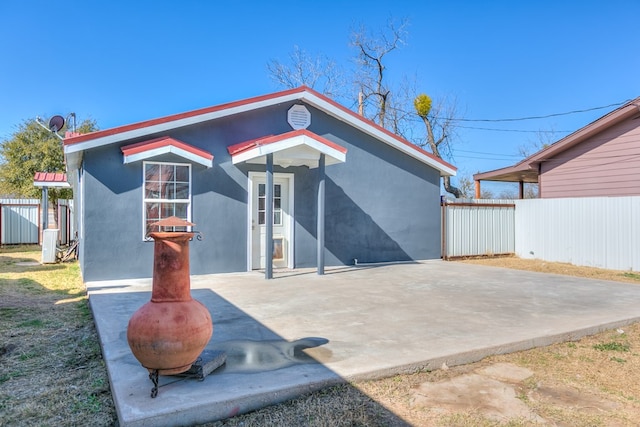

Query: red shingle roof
[[33, 172, 67, 183]]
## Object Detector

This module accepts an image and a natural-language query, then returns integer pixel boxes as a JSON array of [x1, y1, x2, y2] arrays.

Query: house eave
[[63, 86, 457, 177], [474, 97, 640, 183]]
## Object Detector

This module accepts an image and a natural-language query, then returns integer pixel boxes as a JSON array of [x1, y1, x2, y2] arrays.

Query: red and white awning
[[227, 129, 346, 168], [121, 136, 214, 167], [33, 172, 70, 188]]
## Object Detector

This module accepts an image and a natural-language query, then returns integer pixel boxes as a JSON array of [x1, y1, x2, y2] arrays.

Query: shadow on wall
[[321, 177, 411, 265]]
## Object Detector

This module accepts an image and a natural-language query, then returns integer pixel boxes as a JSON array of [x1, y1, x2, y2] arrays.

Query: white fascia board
[[302, 136, 346, 164], [34, 181, 70, 188], [300, 92, 456, 176], [123, 145, 213, 167], [64, 92, 303, 155], [232, 135, 346, 165]]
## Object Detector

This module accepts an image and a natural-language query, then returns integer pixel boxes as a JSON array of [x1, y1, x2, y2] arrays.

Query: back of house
[[64, 87, 456, 281]]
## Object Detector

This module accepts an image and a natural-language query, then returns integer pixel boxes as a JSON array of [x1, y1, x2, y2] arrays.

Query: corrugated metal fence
[[58, 199, 75, 245], [515, 196, 639, 271], [0, 198, 74, 246], [441, 198, 515, 259], [0, 199, 40, 245], [442, 196, 639, 271]]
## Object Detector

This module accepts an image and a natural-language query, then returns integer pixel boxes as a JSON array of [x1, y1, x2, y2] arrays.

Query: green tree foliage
[[413, 93, 432, 117], [0, 117, 97, 201], [414, 93, 462, 198]]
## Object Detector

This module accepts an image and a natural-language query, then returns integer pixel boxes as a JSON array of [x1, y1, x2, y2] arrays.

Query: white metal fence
[[0, 198, 74, 246], [515, 196, 640, 271], [442, 196, 640, 272], [441, 198, 515, 259], [0, 199, 40, 245]]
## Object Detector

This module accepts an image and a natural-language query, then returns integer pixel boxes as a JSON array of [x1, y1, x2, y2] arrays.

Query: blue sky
[[1, 1, 638, 194]]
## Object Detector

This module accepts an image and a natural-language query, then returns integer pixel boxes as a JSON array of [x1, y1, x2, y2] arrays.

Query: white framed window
[[142, 161, 191, 238]]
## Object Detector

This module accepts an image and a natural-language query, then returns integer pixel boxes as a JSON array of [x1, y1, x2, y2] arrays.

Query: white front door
[[250, 174, 293, 270]]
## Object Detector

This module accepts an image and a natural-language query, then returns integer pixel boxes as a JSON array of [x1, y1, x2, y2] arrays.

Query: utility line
[[454, 149, 522, 158], [442, 101, 629, 122], [457, 125, 572, 133], [351, 96, 631, 128]]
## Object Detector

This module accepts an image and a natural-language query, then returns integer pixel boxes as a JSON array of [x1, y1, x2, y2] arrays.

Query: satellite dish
[[48, 115, 65, 133]]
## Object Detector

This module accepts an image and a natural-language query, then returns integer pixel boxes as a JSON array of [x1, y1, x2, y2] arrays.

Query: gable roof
[[474, 97, 640, 183], [227, 129, 347, 169], [63, 86, 456, 176], [121, 136, 214, 167]]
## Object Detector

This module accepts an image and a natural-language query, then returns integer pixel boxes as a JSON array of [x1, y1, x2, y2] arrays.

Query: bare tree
[[456, 175, 475, 199], [414, 93, 462, 198], [512, 127, 559, 198], [267, 45, 344, 99], [518, 126, 559, 157], [266, 19, 466, 200], [350, 18, 408, 128], [455, 174, 496, 199]]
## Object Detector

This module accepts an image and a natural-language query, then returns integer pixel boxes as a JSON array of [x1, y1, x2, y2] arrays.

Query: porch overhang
[[33, 172, 70, 188], [228, 130, 347, 168], [473, 165, 539, 184], [473, 164, 539, 199], [121, 136, 214, 167]]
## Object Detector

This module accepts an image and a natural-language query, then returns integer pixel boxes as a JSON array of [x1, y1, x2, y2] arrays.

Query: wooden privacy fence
[[441, 198, 515, 259], [442, 196, 639, 271], [0, 198, 74, 246]]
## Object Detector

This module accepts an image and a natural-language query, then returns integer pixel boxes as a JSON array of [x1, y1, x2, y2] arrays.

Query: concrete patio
[[86, 260, 640, 427]]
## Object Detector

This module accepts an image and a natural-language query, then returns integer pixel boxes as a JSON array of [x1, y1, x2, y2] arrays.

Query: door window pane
[[257, 183, 283, 226]]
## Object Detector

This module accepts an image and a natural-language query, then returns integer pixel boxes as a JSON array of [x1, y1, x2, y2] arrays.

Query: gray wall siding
[[541, 117, 640, 198], [82, 145, 151, 280], [306, 110, 441, 265], [79, 101, 442, 281]]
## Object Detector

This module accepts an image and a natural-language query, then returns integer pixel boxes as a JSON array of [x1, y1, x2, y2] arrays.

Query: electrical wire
[[350, 95, 631, 132], [442, 101, 630, 122], [457, 125, 573, 133], [454, 149, 522, 158]]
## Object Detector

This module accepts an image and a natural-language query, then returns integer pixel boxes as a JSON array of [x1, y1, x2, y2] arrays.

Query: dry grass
[[459, 255, 640, 285], [0, 246, 115, 427], [2, 248, 640, 426]]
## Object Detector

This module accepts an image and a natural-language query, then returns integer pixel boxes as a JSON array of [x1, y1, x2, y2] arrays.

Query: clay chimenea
[[127, 216, 213, 397]]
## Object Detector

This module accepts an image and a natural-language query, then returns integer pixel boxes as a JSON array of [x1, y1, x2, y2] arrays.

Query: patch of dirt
[[531, 383, 621, 413], [411, 363, 543, 423]]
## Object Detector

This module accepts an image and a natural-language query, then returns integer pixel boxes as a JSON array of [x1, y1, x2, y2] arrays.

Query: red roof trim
[[227, 135, 276, 156], [65, 87, 308, 146], [227, 129, 348, 156], [63, 85, 455, 174], [524, 97, 640, 165], [33, 172, 67, 183], [121, 136, 214, 160]]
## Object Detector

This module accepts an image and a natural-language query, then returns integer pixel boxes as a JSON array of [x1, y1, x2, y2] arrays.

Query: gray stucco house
[[63, 86, 456, 281]]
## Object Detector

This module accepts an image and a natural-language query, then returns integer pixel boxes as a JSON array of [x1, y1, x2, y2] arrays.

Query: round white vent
[[287, 104, 311, 130]]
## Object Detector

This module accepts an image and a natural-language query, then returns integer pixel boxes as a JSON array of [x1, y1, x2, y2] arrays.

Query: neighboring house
[[474, 97, 640, 198], [63, 86, 456, 281]]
